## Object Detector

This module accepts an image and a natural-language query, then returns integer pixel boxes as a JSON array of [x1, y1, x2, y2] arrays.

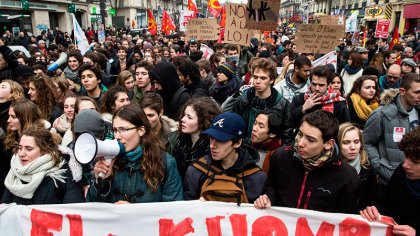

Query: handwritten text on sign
[[295, 24, 344, 54], [0, 201, 393, 235], [224, 4, 255, 46], [186, 18, 219, 41]]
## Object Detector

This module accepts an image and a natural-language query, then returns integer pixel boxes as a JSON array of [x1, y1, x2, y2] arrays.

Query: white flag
[[312, 51, 337, 72], [345, 12, 358, 32], [72, 14, 90, 55]]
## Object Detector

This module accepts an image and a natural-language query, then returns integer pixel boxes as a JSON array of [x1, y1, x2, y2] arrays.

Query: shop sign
[[365, 5, 385, 18]]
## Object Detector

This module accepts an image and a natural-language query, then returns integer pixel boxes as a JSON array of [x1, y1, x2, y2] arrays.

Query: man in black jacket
[[255, 110, 360, 213], [288, 65, 350, 132]]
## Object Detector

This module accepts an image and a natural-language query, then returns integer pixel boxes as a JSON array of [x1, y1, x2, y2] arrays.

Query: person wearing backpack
[[183, 112, 267, 205]]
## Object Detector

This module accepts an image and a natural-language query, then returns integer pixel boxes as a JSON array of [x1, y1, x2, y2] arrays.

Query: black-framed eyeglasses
[[112, 127, 138, 134]]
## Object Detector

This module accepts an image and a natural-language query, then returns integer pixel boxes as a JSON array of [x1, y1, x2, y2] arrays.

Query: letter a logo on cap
[[214, 118, 225, 127]]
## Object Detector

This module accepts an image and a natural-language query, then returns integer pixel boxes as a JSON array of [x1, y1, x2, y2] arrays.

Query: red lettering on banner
[[159, 218, 195, 236], [339, 218, 371, 236], [295, 217, 335, 236], [67, 214, 83, 236], [251, 216, 288, 235], [206, 216, 225, 236], [229, 214, 248, 236], [30, 209, 63, 236]]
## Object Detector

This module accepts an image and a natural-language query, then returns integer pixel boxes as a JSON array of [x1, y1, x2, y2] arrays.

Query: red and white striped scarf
[[304, 86, 346, 113]]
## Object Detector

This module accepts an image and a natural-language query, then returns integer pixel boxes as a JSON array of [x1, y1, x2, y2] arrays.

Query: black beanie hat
[[14, 64, 34, 78], [217, 62, 236, 80]]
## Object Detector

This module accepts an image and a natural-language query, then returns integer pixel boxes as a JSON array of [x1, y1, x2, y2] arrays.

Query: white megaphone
[[48, 52, 68, 72], [73, 132, 125, 178]]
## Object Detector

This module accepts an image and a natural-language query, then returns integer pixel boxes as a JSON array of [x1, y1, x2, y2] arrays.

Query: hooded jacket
[[363, 89, 420, 185], [273, 70, 310, 103], [265, 145, 360, 213], [149, 62, 192, 119], [183, 144, 267, 202]]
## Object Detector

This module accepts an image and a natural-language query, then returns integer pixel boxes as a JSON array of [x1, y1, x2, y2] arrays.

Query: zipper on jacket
[[303, 191, 312, 209], [297, 171, 309, 208]]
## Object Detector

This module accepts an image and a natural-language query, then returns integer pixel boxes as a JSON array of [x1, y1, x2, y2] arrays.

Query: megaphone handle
[[98, 158, 112, 178]]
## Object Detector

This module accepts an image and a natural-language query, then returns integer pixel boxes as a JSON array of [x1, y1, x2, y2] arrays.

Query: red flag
[[219, 5, 226, 28], [389, 26, 399, 50], [147, 9, 157, 35], [161, 10, 176, 36], [208, 0, 221, 17], [362, 26, 367, 47], [188, 0, 198, 17]]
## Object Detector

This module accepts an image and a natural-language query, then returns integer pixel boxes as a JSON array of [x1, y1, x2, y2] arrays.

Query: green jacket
[[86, 152, 183, 203]]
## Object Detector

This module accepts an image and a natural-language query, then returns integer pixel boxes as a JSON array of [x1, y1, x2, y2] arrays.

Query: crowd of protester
[[0, 25, 419, 235]]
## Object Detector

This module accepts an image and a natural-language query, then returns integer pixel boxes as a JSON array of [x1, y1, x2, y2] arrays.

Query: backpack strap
[[192, 157, 222, 177], [241, 166, 261, 177]]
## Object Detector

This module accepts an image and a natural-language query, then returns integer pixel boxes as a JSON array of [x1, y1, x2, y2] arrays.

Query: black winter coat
[[379, 164, 420, 232], [232, 87, 293, 145], [266, 146, 360, 213], [1, 163, 84, 205]]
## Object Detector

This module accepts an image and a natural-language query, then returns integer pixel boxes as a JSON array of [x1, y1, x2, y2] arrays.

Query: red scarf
[[304, 86, 346, 113]]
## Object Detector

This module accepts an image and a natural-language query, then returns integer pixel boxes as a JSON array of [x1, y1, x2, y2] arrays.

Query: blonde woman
[[337, 123, 380, 212]]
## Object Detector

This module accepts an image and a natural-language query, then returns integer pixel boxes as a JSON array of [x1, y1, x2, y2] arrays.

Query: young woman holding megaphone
[[85, 104, 183, 204]]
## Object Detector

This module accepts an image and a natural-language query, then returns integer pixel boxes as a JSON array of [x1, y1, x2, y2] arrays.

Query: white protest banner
[[295, 24, 344, 54], [0, 201, 393, 235], [179, 10, 195, 32], [312, 51, 338, 71], [72, 14, 90, 55], [224, 3, 255, 46], [200, 43, 214, 60], [244, 0, 280, 31], [186, 18, 219, 41]]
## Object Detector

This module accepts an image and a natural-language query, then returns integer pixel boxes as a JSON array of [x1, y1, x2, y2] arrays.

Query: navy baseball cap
[[202, 112, 245, 142]]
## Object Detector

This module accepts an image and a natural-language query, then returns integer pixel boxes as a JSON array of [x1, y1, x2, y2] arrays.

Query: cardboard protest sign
[[224, 3, 255, 46], [1, 201, 393, 235], [295, 24, 344, 54], [186, 18, 219, 41], [244, 0, 279, 31]]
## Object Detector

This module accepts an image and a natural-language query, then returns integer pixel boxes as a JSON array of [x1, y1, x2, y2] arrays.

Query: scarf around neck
[[285, 70, 306, 92], [252, 138, 281, 151], [293, 138, 335, 171], [63, 66, 79, 83], [350, 93, 379, 121], [124, 146, 144, 162], [347, 154, 361, 174], [5, 154, 67, 199], [344, 64, 362, 75], [304, 86, 346, 113]]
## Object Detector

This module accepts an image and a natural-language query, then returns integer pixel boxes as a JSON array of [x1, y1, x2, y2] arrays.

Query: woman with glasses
[[86, 103, 183, 203]]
